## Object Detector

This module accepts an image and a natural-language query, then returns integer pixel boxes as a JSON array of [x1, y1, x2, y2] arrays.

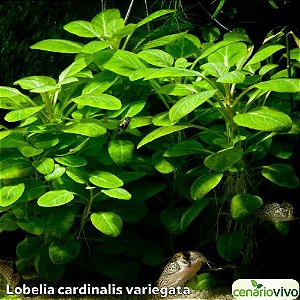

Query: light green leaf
[[261, 164, 299, 188], [190, 173, 223, 200], [152, 112, 172, 126], [123, 100, 146, 118], [152, 152, 175, 174], [142, 32, 187, 50], [230, 194, 263, 223], [73, 94, 121, 110], [246, 45, 285, 66], [37, 190, 74, 207], [82, 71, 118, 95], [217, 230, 245, 261], [89, 171, 123, 188], [33, 158, 55, 175], [204, 147, 243, 172], [14, 76, 56, 90], [157, 83, 197, 96], [101, 188, 131, 200], [18, 144, 44, 157], [102, 50, 146, 77], [165, 35, 200, 58], [5, 105, 45, 122], [233, 107, 293, 132], [30, 39, 83, 53], [137, 49, 174, 67], [137, 125, 191, 148], [169, 90, 217, 124], [217, 70, 245, 83], [64, 20, 102, 38], [144, 67, 200, 80], [80, 40, 110, 54], [180, 198, 210, 232], [258, 64, 278, 76], [54, 155, 87, 167], [63, 120, 107, 137], [45, 164, 66, 181], [163, 140, 204, 157], [90, 212, 123, 237], [91, 9, 121, 36], [254, 79, 300, 92], [201, 62, 228, 77], [108, 140, 134, 166], [59, 57, 88, 82], [0, 183, 25, 207], [0, 130, 12, 140], [49, 235, 80, 264]]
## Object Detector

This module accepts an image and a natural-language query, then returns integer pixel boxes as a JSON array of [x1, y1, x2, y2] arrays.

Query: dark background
[[1, 0, 299, 284]]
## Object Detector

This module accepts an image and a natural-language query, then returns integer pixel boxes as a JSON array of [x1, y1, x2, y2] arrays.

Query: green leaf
[[101, 188, 132, 200], [169, 90, 217, 124], [108, 140, 134, 166], [142, 32, 187, 50], [259, 64, 278, 76], [49, 235, 80, 264], [34, 244, 65, 282], [201, 62, 228, 77], [160, 207, 186, 234], [66, 167, 88, 184], [137, 9, 173, 28], [246, 45, 285, 66], [14, 76, 56, 90], [137, 49, 174, 67], [144, 67, 200, 80], [18, 179, 45, 203], [152, 112, 172, 126], [4, 105, 45, 122], [17, 216, 44, 235], [90, 212, 123, 237], [64, 20, 102, 38], [254, 79, 300, 92], [80, 40, 110, 54], [261, 164, 299, 188], [233, 107, 293, 132], [190, 173, 223, 200], [190, 273, 217, 290], [165, 35, 200, 58], [157, 83, 197, 96], [89, 171, 123, 188], [251, 280, 258, 287], [123, 100, 146, 118], [0, 130, 12, 140], [204, 147, 243, 172], [54, 155, 87, 167], [217, 70, 245, 83], [62, 120, 107, 137], [16, 237, 41, 260], [91, 9, 121, 36], [217, 230, 245, 261], [152, 152, 176, 174], [0, 213, 18, 231], [18, 144, 44, 157], [59, 57, 88, 82], [208, 42, 248, 69], [82, 71, 118, 94], [73, 94, 122, 110], [45, 164, 66, 181], [30, 133, 60, 149], [0, 160, 33, 179], [230, 194, 263, 223], [30, 39, 83, 53], [33, 158, 55, 175], [164, 140, 204, 157], [180, 198, 210, 232], [102, 50, 146, 77], [0, 183, 25, 207], [45, 207, 76, 237], [37, 190, 74, 207], [137, 125, 191, 148]]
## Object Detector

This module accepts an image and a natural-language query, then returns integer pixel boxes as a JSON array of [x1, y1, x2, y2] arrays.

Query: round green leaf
[[89, 171, 123, 188], [44, 164, 66, 181], [0, 183, 25, 207], [18, 179, 45, 202], [17, 216, 44, 235], [108, 140, 134, 166], [33, 158, 55, 175], [49, 235, 81, 264], [204, 147, 243, 172], [217, 230, 245, 261], [261, 164, 299, 188], [233, 107, 293, 132], [16, 237, 41, 260], [101, 188, 131, 200], [37, 190, 74, 207], [63, 120, 107, 137], [0, 213, 18, 231], [90, 212, 123, 237], [230, 194, 263, 223], [190, 173, 223, 200]]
